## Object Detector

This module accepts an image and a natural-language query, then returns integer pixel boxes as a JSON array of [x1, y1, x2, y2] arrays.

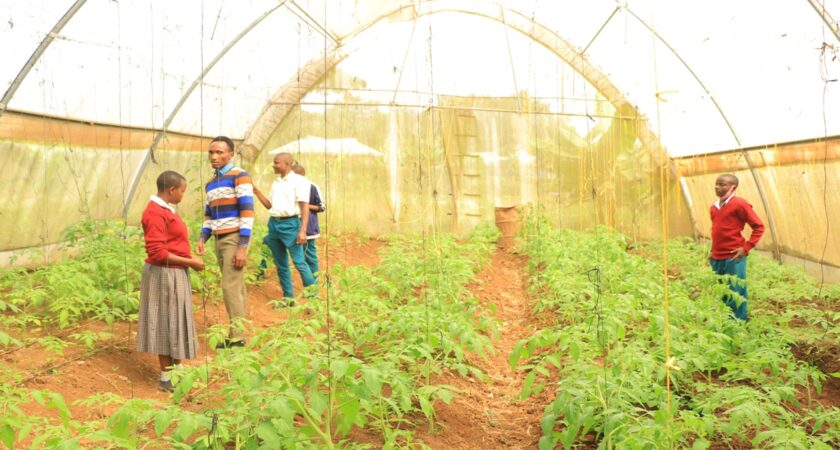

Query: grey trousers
[[214, 232, 248, 340]]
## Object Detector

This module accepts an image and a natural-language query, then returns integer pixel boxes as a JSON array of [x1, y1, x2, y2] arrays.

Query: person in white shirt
[[253, 152, 316, 307]]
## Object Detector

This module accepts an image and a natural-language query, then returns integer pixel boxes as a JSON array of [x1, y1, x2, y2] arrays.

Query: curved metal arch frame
[[618, 2, 781, 260], [240, 0, 687, 235], [5, 0, 831, 247], [121, 1, 289, 217], [806, 0, 840, 42], [119, 0, 840, 250], [242, 1, 672, 164], [0, 0, 88, 117]]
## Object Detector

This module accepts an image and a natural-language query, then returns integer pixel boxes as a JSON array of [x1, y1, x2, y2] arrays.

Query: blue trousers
[[264, 217, 316, 298], [304, 239, 319, 276], [710, 257, 749, 321]]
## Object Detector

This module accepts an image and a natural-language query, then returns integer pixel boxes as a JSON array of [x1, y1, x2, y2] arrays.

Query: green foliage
[[0, 220, 144, 330], [8, 215, 836, 449], [0, 224, 499, 448], [0, 219, 272, 334], [172, 229, 498, 448], [0, 331, 22, 348], [0, 385, 84, 449], [513, 216, 840, 448], [35, 335, 73, 356], [69, 330, 114, 351]]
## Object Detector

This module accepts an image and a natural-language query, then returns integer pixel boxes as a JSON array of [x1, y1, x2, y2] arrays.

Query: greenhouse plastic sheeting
[[0, 0, 838, 270], [2, 0, 837, 152], [678, 139, 840, 268], [255, 101, 688, 241], [0, 112, 206, 253]]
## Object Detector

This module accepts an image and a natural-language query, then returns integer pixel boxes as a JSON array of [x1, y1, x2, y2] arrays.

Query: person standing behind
[[709, 174, 765, 321], [253, 153, 316, 307], [137, 171, 205, 392], [291, 163, 324, 277], [195, 136, 254, 348]]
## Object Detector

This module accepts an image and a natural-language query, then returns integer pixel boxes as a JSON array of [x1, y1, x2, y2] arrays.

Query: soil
[[4, 236, 839, 449], [4, 236, 387, 424], [411, 248, 550, 450], [784, 296, 840, 410], [790, 340, 840, 410], [6, 237, 551, 449]]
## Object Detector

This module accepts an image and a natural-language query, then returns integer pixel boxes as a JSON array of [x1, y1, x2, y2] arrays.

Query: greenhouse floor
[[5, 235, 839, 448], [351, 249, 550, 449], [6, 238, 385, 416], [6, 237, 550, 448]]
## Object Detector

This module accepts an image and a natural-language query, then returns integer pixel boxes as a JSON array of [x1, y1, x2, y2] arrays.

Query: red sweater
[[709, 196, 765, 259], [142, 201, 192, 268]]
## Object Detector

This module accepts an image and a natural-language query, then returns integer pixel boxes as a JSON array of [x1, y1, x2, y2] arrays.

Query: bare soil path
[[415, 248, 550, 450]]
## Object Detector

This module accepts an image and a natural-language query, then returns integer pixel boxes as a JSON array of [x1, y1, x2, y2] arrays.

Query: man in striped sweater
[[196, 136, 254, 348]]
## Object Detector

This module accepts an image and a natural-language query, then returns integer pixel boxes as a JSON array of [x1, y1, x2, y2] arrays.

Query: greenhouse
[[1, 0, 838, 448]]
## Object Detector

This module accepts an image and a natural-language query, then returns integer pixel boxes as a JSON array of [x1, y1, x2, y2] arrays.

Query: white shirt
[[268, 171, 310, 217], [150, 195, 175, 213], [713, 193, 735, 210]]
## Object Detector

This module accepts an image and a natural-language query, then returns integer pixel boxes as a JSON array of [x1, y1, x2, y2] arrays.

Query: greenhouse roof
[[2, 0, 838, 157]]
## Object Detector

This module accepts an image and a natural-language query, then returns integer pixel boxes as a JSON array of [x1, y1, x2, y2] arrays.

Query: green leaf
[[540, 413, 556, 435], [509, 341, 525, 368], [521, 371, 537, 399], [569, 341, 580, 360], [538, 435, 556, 450], [418, 395, 434, 420], [0, 424, 14, 449], [269, 398, 294, 423], [545, 354, 563, 369], [28, 431, 50, 449], [154, 409, 176, 437], [48, 392, 71, 425], [173, 413, 197, 442], [363, 368, 383, 396], [436, 388, 455, 404], [31, 390, 45, 406], [338, 398, 361, 435], [16, 423, 31, 444], [255, 422, 280, 448], [331, 359, 350, 379], [309, 389, 328, 417], [173, 371, 196, 403], [52, 439, 81, 450], [559, 420, 582, 449], [108, 408, 132, 440], [751, 430, 777, 447], [691, 438, 710, 450]]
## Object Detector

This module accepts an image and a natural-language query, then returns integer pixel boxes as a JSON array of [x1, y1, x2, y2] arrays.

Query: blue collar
[[217, 162, 234, 175]]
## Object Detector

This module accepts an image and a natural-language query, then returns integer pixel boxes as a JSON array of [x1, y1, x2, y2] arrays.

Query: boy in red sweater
[[709, 174, 765, 321]]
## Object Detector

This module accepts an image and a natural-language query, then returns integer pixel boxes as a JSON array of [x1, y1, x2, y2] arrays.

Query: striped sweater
[[200, 164, 255, 246]]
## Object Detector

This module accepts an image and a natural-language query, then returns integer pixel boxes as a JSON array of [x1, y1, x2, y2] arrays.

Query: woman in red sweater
[[137, 171, 205, 392], [709, 174, 765, 321]]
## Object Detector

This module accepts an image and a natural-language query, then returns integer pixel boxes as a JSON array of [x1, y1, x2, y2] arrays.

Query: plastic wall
[[436, 95, 691, 241], [255, 104, 451, 236], [251, 88, 691, 240], [0, 111, 206, 258], [677, 138, 840, 269]]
